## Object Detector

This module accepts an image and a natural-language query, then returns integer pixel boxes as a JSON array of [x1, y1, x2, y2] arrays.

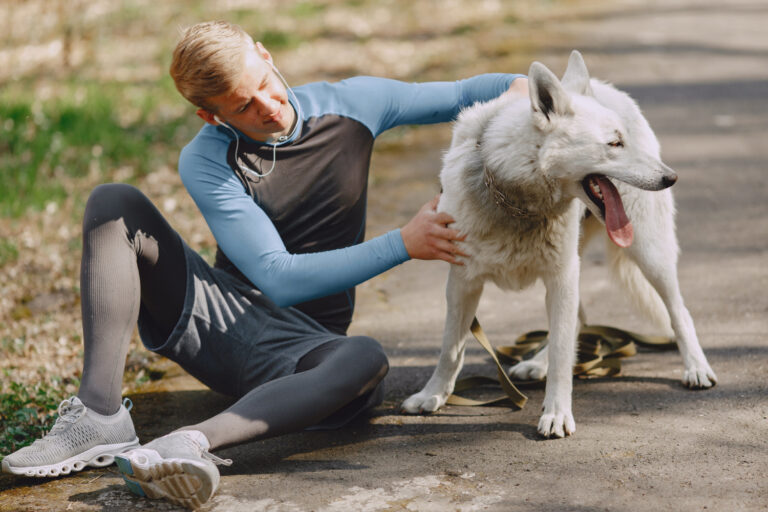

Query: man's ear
[[197, 109, 219, 126], [561, 50, 593, 96], [528, 61, 573, 126], [255, 41, 273, 65]]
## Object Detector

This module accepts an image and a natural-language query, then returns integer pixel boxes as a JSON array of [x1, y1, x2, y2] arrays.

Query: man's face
[[202, 45, 295, 142]]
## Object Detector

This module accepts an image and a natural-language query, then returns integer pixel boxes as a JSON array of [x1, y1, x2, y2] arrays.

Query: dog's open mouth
[[582, 174, 634, 248]]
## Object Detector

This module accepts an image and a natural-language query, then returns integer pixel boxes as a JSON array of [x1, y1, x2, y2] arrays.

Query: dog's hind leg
[[607, 241, 672, 335], [401, 268, 483, 414], [575, 210, 605, 328], [508, 342, 550, 381], [508, 302, 585, 382], [579, 209, 605, 255], [625, 236, 717, 389]]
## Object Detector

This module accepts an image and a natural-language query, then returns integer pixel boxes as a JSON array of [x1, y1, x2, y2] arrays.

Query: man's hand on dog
[[505, 76, 529, 98], [401, 195, 468, 265]]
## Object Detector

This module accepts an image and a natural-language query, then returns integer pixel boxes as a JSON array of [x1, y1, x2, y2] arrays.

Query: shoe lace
[[36, 397, 86, 441], [182, 435, 232, 466], [202, 450, 233, 467]]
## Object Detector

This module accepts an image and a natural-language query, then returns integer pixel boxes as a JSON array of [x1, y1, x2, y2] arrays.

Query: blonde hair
[[170, 21, 253, 110]]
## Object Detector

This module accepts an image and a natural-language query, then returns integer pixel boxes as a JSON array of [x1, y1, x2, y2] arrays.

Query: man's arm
[[330, 73, 527, 136], [179, 146, 462, 308]]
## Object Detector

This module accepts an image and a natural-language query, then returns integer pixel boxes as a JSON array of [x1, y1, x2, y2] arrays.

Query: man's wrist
[[390, 228, 412, 262]]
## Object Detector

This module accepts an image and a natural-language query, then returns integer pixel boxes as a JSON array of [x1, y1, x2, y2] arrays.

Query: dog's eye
[[608, 140, 624, 148]]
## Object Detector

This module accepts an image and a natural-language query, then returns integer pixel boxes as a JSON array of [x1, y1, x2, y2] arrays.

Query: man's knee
[[346, 335, 389, 385], [84, 183, 146, 228]]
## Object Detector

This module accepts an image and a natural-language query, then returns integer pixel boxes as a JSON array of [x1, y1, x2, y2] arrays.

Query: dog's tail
[[606, 243, 673, 336]]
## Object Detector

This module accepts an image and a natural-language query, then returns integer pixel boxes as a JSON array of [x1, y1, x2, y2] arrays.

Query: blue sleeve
[[329, 74, 525, 136], [179, 142, 410, 308]]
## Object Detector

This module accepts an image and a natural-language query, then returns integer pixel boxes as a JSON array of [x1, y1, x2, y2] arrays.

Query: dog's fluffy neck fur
[[439, 93, 584, 290], [455, 96, 573, 230]]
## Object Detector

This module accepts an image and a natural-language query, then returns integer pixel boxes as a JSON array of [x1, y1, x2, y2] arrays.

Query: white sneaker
[[116, 430, 232, 509], [1, 396, 139, 477]]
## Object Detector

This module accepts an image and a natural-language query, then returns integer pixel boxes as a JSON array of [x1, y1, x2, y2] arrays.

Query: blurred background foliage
[[0, 0, 543, 218]]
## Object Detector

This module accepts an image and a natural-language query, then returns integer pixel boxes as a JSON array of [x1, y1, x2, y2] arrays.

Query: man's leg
[[189, 335, 388, 450], [78, 183, 187, 415], [115, 333, 388, 508], [2, 184, 187, 477]]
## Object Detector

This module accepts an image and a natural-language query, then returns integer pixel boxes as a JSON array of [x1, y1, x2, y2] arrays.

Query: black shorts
[[137, 242, 340, 397]]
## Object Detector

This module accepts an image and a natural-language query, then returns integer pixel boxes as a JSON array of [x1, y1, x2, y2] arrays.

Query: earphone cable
[[219, 62, 301, 180]]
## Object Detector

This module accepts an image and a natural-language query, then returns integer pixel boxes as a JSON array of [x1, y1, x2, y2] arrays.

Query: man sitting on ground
[[2, 21, 527, 508]]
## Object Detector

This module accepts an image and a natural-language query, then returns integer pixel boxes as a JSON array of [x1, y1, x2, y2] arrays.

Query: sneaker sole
[[115, 449, 218, 509], [1, 438, 141, 478]]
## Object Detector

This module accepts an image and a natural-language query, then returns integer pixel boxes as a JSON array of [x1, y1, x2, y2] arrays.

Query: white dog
[[401, 51, 717, 438]]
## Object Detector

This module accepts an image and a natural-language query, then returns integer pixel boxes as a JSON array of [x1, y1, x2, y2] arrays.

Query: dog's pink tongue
[[597, 176, 634, 248]]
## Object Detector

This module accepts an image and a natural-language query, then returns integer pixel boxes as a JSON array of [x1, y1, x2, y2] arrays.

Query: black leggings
[[77, 183, 388, 450]]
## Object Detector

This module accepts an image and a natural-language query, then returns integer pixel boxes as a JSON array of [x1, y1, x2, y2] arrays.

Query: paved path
[[2, 1, 767, 510]]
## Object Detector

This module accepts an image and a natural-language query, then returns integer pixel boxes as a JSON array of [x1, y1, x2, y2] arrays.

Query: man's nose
[[254, 92, 278, 114]]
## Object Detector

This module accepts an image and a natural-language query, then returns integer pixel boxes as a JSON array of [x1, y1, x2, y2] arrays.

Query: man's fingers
[[433, 211, 456, 225], [403, 194, 468, 264], [418, 197, 440, 215], [431, 224, 466, 242], [432, 238, 469, 257], [431, 238, 469, 259], [436, 250, 465, 265], [506, 77, 529, 98]]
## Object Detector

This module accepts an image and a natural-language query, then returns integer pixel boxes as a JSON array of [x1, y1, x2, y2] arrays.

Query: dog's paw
[[537, 409, 576, 439], [401, 391, 447, 414], [683, 364, 717, 389], [509, 360, 548, 381]]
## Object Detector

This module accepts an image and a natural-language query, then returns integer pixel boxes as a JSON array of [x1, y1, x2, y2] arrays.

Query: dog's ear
[[528, 61, 573, 125], [561, 50, 594, 96]]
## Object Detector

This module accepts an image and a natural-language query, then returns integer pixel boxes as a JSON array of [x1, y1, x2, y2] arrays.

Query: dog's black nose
[[661, 173, 678, 188]]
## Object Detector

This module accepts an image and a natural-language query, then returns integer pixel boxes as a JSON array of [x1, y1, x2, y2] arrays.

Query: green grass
[[0, 379, 74, 459], [0, 239, 19, 267], [450, 24, 477, 36], [256, 29, 305, 50], [1, 336, 26, 354], [290, 1, 327, 19], [0, 78, 192, 218]]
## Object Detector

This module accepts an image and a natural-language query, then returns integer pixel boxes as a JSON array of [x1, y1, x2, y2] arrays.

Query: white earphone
[[214, 60, 302, 179]]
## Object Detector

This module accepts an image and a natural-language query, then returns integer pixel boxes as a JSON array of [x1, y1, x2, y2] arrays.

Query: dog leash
[[446, 318, 677, 408], [445, 318, 528, 408]]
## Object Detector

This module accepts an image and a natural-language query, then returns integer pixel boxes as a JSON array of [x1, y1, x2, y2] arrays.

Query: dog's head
[[528, 51, 677, 247]]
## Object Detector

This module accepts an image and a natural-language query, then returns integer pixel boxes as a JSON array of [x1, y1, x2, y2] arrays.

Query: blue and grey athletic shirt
[[179, 74, 523, 333]]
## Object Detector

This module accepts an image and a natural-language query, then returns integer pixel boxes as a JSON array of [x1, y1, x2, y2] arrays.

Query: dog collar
[[482, 164, 537, 218]]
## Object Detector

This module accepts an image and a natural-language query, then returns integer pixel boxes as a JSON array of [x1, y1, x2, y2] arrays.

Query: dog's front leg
[[539, 265, 579, 438], [401, 268, 483, 414]]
